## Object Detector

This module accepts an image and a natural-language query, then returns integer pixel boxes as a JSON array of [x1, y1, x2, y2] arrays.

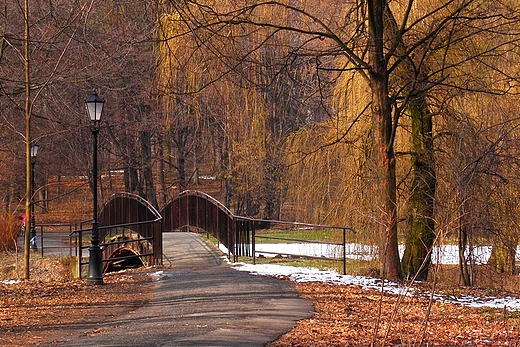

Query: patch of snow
[[231, 261, 407, 295], [151, 270, 165, 281], [1, 279, 21, 285], [199, 175, 216, 180]]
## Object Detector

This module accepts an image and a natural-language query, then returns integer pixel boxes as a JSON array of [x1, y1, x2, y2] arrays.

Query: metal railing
[[71, 220, 159, 278], [234, 217, 356, 275], [27, 222, 77, 258]]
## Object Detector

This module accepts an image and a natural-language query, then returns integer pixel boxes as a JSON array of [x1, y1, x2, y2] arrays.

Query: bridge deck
[[54, 232, 313, 346]]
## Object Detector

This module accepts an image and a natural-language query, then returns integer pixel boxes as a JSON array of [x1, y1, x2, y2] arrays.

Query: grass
[[254, 228, 358, 244], [204, 230, 378, 275], [238, 254, 374, 274], [0, 251, 75, 281]]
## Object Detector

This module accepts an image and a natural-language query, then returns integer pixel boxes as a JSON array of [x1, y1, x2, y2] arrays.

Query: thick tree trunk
[[368, 0, 401, 280], [371, 83, 400, 280], [402, 99, 436, 281]]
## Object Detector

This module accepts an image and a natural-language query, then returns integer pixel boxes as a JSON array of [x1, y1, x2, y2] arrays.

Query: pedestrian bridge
[[73, 190, 353, 276], [74, 190, 254, 275]]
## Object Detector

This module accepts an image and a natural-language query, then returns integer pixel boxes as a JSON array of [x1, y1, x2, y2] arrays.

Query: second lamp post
[[85, 89, 105, 285]]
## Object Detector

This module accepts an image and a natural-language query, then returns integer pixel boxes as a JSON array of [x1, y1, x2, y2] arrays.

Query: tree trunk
[[458, 224, 472, 286], [402, 99, 436, 281], [381, 3, 437, 281], [177, 154, 186, 191], [488, 235, 518, 274], [23, 0, 32, 280], [157, 135, 168, 206], [372, 90, 400, 280], [140, 131, 158, 209], [125, 166, 142, 196], [368, 0, 401, 280]]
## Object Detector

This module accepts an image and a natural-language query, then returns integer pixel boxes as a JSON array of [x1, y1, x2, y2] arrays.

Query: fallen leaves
[[268, 281, 520, 346], [0, 267, 154, 346]]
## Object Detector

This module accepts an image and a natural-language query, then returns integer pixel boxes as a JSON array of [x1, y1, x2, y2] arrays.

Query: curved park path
[[56, 232, 313, 347]]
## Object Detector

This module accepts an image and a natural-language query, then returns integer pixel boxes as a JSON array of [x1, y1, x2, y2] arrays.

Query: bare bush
[[0, 213, 19, 252]]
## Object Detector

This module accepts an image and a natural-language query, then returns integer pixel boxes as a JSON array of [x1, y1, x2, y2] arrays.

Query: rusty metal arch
[[98, 192, 162, 267], [161, 190, 250, 260]]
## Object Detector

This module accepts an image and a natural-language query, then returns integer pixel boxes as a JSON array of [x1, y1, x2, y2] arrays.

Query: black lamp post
[[85, 89, 104, 285], [29, 142, 39, 251]]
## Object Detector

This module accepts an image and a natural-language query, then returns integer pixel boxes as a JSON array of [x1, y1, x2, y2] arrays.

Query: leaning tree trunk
[[401, 99, 436, 281]]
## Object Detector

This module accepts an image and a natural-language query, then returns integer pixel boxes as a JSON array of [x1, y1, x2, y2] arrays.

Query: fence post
[[343, 228, 346, 275], [40, 225, 44, 258], [252, 221, 256, 265], [78, 229, 82, 278], [69, 224, 72, 257]]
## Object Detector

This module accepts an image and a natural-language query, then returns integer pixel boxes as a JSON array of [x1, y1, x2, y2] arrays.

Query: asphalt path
[[47, 232, 313, 347], [17, 228, 74, 258]]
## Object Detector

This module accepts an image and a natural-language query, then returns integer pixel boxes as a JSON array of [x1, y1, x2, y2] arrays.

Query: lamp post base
[[86, 245, 104, 285]]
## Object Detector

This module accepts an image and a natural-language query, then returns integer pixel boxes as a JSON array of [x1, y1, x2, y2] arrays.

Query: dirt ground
[[2, 257, 520, 346]]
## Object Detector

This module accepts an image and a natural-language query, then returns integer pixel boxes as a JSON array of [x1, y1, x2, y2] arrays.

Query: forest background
[[2, 0, 520, 287]]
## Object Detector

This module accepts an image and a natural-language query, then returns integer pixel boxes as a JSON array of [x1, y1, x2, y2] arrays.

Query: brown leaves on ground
[[269, 281, 520, 346], [0, 267, 154, 346]]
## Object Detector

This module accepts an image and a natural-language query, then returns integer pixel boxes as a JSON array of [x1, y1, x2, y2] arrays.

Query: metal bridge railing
[[71, 219, 159, 278]]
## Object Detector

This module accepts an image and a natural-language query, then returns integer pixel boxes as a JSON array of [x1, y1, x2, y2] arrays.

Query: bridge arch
[[98, 192, 162, 270], [161, 190, 251, 260], [104, 247, 145, 273]]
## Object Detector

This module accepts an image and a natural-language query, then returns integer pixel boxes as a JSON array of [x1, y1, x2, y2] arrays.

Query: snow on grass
[[221, 243, 520, 311], [230, 261, 520, 311], [253, 243, 493, 265], [231, 261, 406, 294]]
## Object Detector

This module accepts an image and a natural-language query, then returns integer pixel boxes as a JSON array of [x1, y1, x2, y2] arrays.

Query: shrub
[[0, 213, 20, 252]]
